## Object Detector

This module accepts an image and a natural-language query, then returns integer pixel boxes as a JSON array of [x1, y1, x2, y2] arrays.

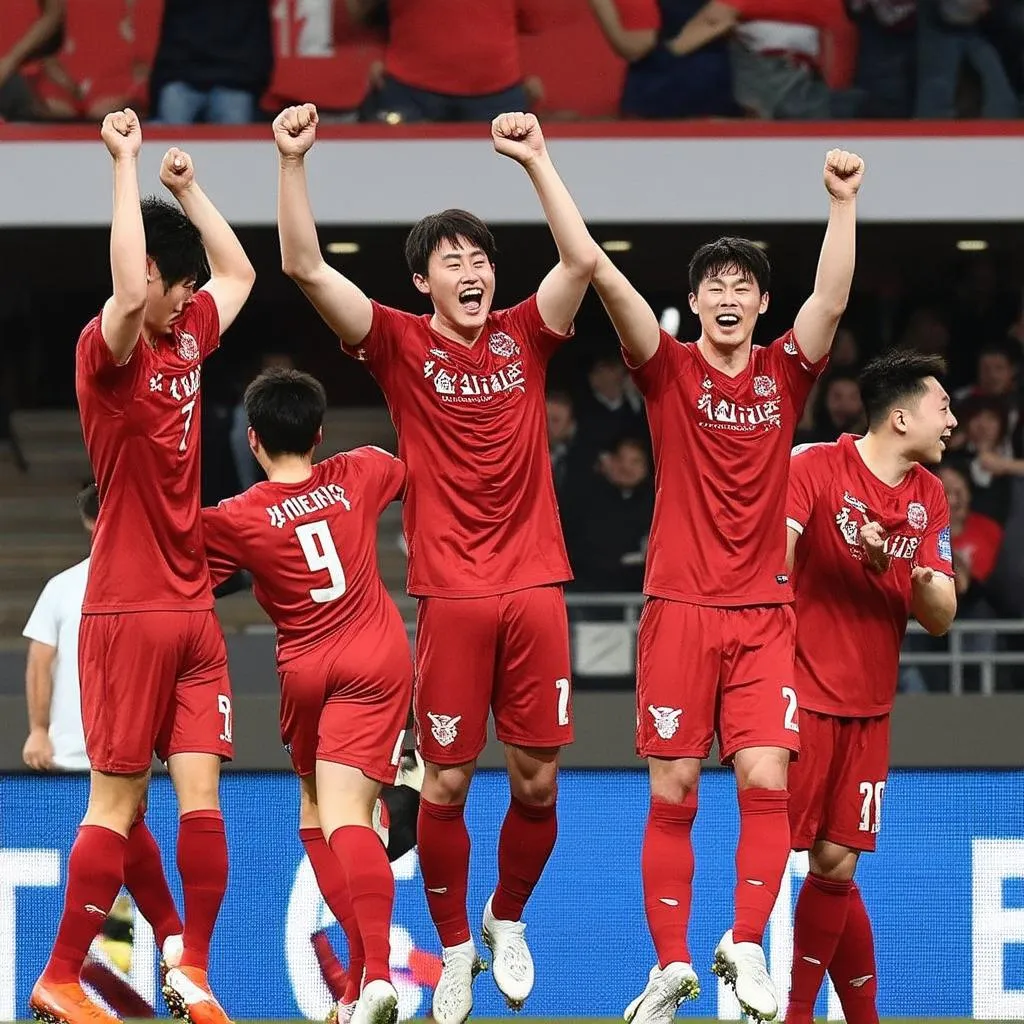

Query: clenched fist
[[23, 726, 54, 771], [101, 107, 141, 160], [274, 103, 319, 159], [860, 520, 890, 573], [160, 147, 195, 195], [823, 148, 864, 203], [492, 111, 546, 165]]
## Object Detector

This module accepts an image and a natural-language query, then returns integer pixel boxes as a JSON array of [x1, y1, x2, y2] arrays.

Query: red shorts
[[414, 585, 573, 764], [788, 709, 890, 853], [635, 599, 799, 763], [279, 617, 413, 785], [79, 609, 233, 774]]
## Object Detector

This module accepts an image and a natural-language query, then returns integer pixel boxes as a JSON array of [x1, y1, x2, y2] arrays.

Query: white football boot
[[431, 939, 486, 1024], [623, 962, 700, 1023], [712, 930, 778, 1021], [324, 1000, 356, 1024], [481, 895, 534, 1010], [350, 979, 398, 1024]]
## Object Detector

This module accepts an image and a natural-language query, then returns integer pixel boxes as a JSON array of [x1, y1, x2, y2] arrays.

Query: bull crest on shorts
[[648, 705, 683, 740], [427, 712, 462, 747]]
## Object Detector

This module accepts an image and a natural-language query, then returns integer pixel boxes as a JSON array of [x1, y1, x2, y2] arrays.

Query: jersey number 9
[[296, 520, 347, 603]]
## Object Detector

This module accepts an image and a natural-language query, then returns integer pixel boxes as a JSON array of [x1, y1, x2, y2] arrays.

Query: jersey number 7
[[296, 520, 347, 603]]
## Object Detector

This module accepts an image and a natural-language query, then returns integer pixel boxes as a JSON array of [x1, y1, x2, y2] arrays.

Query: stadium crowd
[[3, 0, 1024, 125]]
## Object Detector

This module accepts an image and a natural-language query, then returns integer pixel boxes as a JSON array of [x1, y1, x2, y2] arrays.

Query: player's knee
[[84, 770, 149, 835], [168, 752, 222, 812], [648, 757, 700, 804], [298, 776, 320, 831], [422, 759, 474, 805], [733, 746, 790, 791], [506, 745, 559, 806], [809, 844, 858, 881]]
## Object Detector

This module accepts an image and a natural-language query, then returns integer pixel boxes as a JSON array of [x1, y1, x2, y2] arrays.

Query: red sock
[[492, 796, 557, 922], [329, 825, 394, 986], [123, 812, 182, 948], [641, 795, 697, 967], [733, 788, 790, 945], [417, 799, 471, 947], [301, 827, 363, 1003], [788, 873, 853, 1021], [43, 825, 127, 984], [177, 810, 228, 971], [311, 930, 349, 1002], [829, 883, 879, 1024]]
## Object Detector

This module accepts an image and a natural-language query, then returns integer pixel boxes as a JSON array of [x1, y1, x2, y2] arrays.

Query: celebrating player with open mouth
[[785, 350, 957, 1024], [591, 149, 864, 1023], [30, 110, 255, 1024], [274, 106, 595, 1023]]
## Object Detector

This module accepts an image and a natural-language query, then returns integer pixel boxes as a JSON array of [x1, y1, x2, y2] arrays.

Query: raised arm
[[274, 104, 373, 347], [0, 0, 65, 87], [588, 0, 657, 62], [793, 149, 864, 364], [160, 149, 255, 335], [492, 113, 598, 334], [666, 0, 738, 55], [592, 249, 661, 365], [98, 109, 147, 364]]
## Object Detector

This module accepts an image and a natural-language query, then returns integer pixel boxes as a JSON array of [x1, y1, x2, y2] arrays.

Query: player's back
[[203, 447, 407, 664], [633, 330, 822, 606], [787, 435, 953, 716], [75, 292, 220, 613]]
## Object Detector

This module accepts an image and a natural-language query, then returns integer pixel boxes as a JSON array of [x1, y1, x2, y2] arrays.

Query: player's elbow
[[920, 599, 957, 637], [282, 253, 323, 285], [563, 246, 599, 282]]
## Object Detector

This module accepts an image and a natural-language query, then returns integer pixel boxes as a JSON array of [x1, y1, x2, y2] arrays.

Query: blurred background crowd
[[4, 0, 1024, 125]]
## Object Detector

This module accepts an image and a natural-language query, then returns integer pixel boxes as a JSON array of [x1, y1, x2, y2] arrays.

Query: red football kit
[[345, 295, 573, 763], [630, 329, 824, 762], [786, 434, 953, 850], [203, 448, 413, 783], [75, 290, 232, 773]]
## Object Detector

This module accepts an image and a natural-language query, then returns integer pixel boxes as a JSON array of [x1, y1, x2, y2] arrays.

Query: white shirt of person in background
[[22, 484, 98, 772]]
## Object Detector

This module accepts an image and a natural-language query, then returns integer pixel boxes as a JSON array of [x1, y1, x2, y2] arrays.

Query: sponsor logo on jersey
[[842, 491, 868, 514], [938, 526, 952, 564], [697, 389, 782, 431], [835, 505, 921, 561], [488, 331, 520, 358], [423, 359, 526, 403], [906, 501, 928, 531], [753, 375, 777, 398], [427, 713, 462, 747], [149, 373, 164, 392], [648, 705, 683, 740], [176, 330, 199, 362]]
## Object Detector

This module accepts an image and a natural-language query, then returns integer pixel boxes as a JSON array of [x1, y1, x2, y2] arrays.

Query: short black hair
[[244, 368, 327, 457], [978, 341, 1018, 366], [77, 482, 99, 522], [141, 196, 209, 290], [859, 349, 948, 428], [404, 209, 497, 278], [688, 237, 771, 295]]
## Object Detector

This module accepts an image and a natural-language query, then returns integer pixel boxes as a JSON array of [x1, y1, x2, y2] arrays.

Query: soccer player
[[591, 150, 864, 1023], [201, 367, 413, 1024], [30, 108, 255, 1024], [275, 105, 595, 1022], [785, 350, 957, 1024]]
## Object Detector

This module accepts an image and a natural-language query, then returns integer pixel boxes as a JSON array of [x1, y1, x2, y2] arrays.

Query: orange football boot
[[29, 979, 121, 1024]]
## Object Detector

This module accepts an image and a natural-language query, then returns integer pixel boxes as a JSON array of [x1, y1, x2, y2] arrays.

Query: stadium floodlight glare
[[956, 239, 988, 252], [601, 240, 633, 253], [325, 241, 360, 255]]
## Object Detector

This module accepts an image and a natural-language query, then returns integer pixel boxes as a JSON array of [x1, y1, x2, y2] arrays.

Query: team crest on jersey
[[176, 330, 199, 362], [906, 502, 928, 531], [648, 705, 683, 740], [427, 713, 462, 747], [488, 331, 520, 358], [753, 375, 777, 398]]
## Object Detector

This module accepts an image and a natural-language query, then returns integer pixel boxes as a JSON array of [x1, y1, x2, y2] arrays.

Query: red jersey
[[346, 295, 572, 599], [202, 447, 407, 666], [76, 290, 220, 613], [630, 329, 823, 606], [787, 434, 954, 716], [384, 0, 521, 95], [952, 512, 1003, 584]]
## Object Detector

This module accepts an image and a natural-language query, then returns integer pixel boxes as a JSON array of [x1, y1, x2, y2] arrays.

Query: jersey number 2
[[296, 520, 347, 603]]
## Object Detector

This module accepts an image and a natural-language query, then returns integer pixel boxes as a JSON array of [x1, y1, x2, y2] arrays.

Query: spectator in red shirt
[[940, 463, 1004, 600], [0, 0, 65, 121], [356, 0, 548, 122]]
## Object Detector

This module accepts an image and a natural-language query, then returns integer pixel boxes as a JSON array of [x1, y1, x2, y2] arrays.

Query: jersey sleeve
[[75, 315, 144, 405], [786, 443, 829, 534], [202, 502, 247, 587], [772, 330, 829, 420], [341, 301, 410, 376], [916, 480, 954, 576], [23, 578, 59, 647], [501, 293, 575, 363], [627, 329, 681, 399], [345, 446, 408, 513], [188, 289, 222, 360]]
